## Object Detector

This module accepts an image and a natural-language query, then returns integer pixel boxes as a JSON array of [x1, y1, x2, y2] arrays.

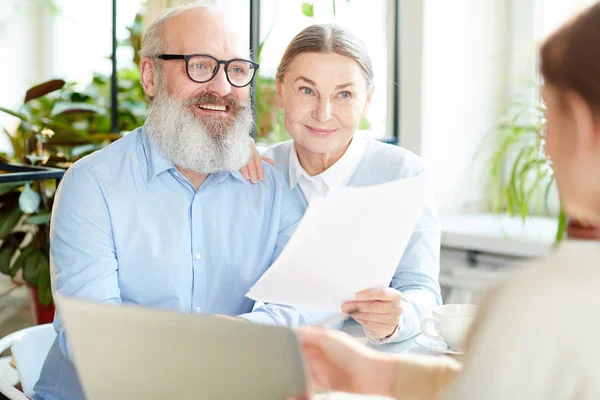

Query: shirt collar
[[288, 136, 366, 190], [141, 127, 174, 182]]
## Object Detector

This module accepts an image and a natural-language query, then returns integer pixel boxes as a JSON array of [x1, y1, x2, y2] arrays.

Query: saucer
[[414, 334, 464, 355]]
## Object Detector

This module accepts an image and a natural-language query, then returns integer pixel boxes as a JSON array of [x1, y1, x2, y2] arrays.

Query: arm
[[238, 184, 341, 328], [50, 166, 120, 359], [298, 327, 460, 399]]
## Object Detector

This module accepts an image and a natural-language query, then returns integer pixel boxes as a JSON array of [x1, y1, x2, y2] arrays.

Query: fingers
[[343, 301, 403, 316], [350, 311, 398, 324], [353, 318, 397, 339], [247, 154, 259, 183], [262, 156, 275, 166], [240, 165, 250, 180], [355, 287, 402, 302]]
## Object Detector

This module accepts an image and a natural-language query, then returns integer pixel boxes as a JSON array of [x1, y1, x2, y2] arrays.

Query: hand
[[297, 327, 396, 397], [342, 287, 403, 340], [240, 138, 275, 183]]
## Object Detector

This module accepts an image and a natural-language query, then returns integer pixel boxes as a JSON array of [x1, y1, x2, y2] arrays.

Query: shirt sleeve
[[442, 272, 581, 400], [50, 166, 121, 359], [389, 193, 443, 342], [239, 182, 341, 328], [393, 354, 461, 400]]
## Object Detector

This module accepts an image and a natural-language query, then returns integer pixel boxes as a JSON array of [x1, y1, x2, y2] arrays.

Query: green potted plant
[[485, 84, 572, 241], [0, 79, 115, 323], [0, 70, 147, 323]]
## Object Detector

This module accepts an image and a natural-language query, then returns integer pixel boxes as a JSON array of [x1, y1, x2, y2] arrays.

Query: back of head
[[540, 3, 600, 111], [276, 24, 373, 89]]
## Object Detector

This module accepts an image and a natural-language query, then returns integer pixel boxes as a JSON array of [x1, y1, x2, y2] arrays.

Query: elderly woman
[[243, 24, 442, 344], [297, 3, 600, 400]]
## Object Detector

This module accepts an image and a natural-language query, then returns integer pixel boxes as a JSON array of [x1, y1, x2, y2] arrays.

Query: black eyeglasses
[[157, 54, 259, 88]]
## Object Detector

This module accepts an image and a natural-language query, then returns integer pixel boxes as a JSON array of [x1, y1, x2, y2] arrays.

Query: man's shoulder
[[262, 160, 291, 188], [69, 128, 142, 177]]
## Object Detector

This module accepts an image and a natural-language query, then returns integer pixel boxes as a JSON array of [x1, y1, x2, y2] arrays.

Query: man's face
[[140, 9, 253, 174], [155, 9, 251, 135]]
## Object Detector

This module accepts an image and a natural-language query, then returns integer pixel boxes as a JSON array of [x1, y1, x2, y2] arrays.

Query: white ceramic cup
[[421, 304, 477, 351]]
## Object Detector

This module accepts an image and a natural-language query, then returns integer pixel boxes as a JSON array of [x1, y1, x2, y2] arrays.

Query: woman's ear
[[569, 91, 598, 155], [362, 84, 375, 116], [140, 58, 158, 99]]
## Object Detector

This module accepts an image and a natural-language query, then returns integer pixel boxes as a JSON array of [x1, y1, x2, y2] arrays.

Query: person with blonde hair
[[296, 3, 600, 399], [244, 24, 442, 344]]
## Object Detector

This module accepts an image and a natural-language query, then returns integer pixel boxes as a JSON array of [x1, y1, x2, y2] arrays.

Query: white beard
[[144, 87, 253, 174]]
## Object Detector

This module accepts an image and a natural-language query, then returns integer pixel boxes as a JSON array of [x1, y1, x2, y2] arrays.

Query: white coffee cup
[[421, 304, 477, 351]]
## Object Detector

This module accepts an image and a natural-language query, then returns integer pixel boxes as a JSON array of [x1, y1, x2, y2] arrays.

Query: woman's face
[[542, 84, 600, 221], [277, 52, 373, 157]]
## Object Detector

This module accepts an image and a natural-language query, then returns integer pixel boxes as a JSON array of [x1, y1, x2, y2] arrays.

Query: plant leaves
[[24, 80, 65, 103], [555, 209, 567, 243], [19, 183, 41, 214], [50, 102, 106, 116], [0, 206, 23, 240], [9, 246, 36, 277], [0, 106, 27, 121], [22, 249, 46, 285], [0, 247, 14, 275], [37, 261, 53, 306], [0, 181, 26, 197], [25, 212, 52, 226], [301, 2, 314, 17]]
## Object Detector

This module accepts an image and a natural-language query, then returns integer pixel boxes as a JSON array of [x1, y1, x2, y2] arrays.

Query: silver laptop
[[54, 295, 308, 400]]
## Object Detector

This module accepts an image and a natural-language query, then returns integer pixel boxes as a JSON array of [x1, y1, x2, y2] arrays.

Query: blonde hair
[[276, 24, 374, 89]]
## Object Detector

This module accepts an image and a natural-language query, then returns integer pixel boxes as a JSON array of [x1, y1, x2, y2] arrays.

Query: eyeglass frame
[[156, 54, 260, 88]]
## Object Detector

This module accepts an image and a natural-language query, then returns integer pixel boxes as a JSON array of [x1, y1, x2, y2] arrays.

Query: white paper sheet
[[246, 173, 431, 313]]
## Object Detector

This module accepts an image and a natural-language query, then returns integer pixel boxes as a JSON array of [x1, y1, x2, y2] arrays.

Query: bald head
[[140, 5, 247, 61]]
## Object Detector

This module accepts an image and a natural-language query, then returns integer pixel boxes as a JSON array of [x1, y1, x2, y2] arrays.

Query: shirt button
[[194, 253, 202, 260], [195, 307, 202, 313]]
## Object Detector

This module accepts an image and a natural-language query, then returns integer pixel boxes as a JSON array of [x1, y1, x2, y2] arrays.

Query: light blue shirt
[[33, 127, 324, 400], [265, 138, 443, 343]]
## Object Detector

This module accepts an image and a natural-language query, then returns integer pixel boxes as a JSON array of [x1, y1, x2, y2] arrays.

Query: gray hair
[[276, 24, 374, 89], [140, 4, 218, 99]]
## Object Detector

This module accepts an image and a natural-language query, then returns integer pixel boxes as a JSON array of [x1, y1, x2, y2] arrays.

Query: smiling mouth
[[305, 125, 338, 135], [196, 103, 229, 113]]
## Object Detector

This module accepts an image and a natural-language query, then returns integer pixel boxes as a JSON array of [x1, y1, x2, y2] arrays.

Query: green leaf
[[50, 102, 106, 116], [555, 209, 567, 243], [25, 212, 52, 226], [0, 206, 23, 240], [0, 106, 27, 121], [0, 247, 14, 275], [22, 249, 46, 285], [0, 181, 26, 197], [9, 246, 36, 277], [37, 262, 53, 306], [302, 2, 314, 17]]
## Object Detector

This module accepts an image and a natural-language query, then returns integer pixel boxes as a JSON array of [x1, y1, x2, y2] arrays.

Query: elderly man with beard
[[32, 5, 330, 400]]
